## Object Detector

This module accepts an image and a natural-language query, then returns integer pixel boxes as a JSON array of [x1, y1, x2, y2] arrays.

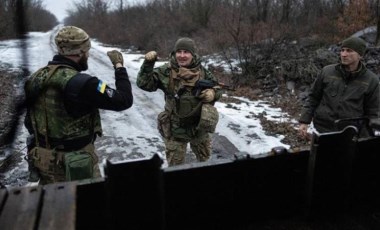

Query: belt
[[35, 134, 95, 151]]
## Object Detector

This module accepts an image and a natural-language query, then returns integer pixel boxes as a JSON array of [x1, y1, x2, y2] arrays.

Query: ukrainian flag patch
[[97, 80, 106, 94]]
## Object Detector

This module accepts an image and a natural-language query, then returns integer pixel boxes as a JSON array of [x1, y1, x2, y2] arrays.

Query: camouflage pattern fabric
[[197, 103, 219, 133], [164, 134, 211, 166], [25, 65, 102, 140], [30, 144, 100, 184], [55, 26, 91, 55], [137, 53, 221, 141], [137, 51, 221, 165], [25, 64, 102, 184]]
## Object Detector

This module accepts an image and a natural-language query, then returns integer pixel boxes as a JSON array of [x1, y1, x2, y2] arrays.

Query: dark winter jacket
[[299, 62, 379, 133]]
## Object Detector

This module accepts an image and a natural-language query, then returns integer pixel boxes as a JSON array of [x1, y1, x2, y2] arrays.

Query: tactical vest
[[25, 65, 102, 150], [167, 67, 204, 128]]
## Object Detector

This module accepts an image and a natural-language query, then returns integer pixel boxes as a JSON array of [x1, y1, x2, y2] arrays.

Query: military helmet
[[55, 26, 91, 55]]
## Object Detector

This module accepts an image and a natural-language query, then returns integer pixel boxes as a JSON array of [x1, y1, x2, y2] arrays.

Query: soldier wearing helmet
[[137, 37, 222, 166], [24, 26, 133, 184]]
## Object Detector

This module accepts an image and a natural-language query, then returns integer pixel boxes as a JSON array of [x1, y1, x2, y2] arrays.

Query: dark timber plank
[[38, 182, 77, 230], [0, 186, 42, 230], [0, 189, 7, 214]]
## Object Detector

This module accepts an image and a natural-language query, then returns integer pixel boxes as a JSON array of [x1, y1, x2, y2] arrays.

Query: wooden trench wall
[[1, 127, 380, 229]]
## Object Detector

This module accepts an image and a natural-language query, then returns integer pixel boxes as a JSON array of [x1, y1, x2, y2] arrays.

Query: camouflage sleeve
[[136, 60, 160, 92], [203, 66, 222, 101]]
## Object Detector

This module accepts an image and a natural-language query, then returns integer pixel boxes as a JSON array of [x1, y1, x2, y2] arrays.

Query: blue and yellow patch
[[97, 80, 106, 94]]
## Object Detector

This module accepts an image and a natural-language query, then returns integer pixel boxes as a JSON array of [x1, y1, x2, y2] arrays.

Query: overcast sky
[[43, 0, 145, 22], [43, 0, 78, 22]]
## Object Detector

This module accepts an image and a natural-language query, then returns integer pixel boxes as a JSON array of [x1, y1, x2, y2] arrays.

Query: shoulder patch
[[97, 80, 107, 94], [106, 89, 114, 98]]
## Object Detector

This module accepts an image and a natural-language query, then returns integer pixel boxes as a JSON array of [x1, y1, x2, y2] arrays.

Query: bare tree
[[0, 0, 57, 40], [254, 0, 271, 22], [66, 0, 110, 39], [280, 0, 292, 23], [182, 0, 219, 28]]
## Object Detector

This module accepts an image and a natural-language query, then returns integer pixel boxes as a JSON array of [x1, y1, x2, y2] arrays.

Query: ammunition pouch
[[176, 95, 202, 127], [64, 150, 93, 181], [157, 110, 172, 138], [197, 103, 219, 133], [29, 147, 57, 174], [29, 143, 96, 182]]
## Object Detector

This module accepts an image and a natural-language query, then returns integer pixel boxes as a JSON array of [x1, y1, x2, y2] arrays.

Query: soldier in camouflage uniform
[[137, 37, 221, 166], [24, 26, 133, 184]]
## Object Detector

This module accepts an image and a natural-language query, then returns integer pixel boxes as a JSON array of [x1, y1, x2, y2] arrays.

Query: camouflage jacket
[[137, 53, 221, 140]]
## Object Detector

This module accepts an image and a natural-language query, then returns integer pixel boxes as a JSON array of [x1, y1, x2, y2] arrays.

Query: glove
[[107, 50, 124, 67], [199, 89, 215, 103], [145, 51, 157, 62]]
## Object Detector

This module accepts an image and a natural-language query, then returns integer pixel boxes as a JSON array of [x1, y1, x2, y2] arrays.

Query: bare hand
[[299, 123, 310, 140]]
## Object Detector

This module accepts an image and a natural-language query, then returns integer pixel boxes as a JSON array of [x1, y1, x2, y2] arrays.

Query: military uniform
[[137, 39, 221, 166], [299, 36, 380, 137], [299, 62, 379, 134], [24, 26, 133, 184]]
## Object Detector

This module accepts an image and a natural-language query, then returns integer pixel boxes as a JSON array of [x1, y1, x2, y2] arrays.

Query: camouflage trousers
[[164, 134, 211, 166], [28, 143, 101, 185]]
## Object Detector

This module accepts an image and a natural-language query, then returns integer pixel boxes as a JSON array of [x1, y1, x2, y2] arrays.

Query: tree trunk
[[376, 0, 380, 47]]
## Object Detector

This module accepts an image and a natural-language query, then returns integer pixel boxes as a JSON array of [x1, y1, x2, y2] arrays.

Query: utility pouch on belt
[[176, 95, 202, 126], [64, 151, 93, 181], [30, 147, 56, 173], [157, 110, 171, 138], [197, 103, 219, 133]]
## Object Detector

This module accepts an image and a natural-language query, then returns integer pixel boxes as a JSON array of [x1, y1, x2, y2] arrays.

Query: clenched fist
[[199, 89, 215, 103], [107, 50, 124, 67], [145, 51, 157, 62]]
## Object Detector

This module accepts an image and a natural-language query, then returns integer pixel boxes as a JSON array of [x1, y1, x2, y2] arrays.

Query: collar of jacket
[[336, 61, 367, 81], [48, 55, 83, 71]]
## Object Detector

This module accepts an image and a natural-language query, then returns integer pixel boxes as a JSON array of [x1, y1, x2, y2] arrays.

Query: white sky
[[43, 0, 79, 22], [43, 0, 146, 22], [0, 25, 295, 187]]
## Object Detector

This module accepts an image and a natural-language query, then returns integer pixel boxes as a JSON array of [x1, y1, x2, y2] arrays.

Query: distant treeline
[[2, 0, 380, 83], [0, 0, 57, 39], [63, 0, 379, 54], [64, 0, 380, 80]]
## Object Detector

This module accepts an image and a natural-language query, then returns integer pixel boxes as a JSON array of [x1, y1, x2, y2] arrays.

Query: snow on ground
[[0, 25, 292, 187]]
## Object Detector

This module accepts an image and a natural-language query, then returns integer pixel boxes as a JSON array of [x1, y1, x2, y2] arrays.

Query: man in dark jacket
[[137, 37, 221, 166], [24, 26, 133, 184], [299, 36, 379, 139]]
